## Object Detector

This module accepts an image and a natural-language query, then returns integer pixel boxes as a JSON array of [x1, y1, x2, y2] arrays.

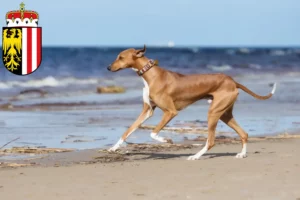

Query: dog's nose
[[107, 65, 111, 71]]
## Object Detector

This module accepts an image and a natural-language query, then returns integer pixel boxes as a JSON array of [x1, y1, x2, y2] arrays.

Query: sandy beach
[[1, 137, 300, 200], [1, 0, 300, 198], [0, 55, 300, 200]]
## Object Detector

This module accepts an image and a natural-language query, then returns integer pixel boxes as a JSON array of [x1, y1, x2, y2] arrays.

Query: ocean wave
[[248, 64, 262, 69], [207, 64, 232, 72], [270, 50, 286, 56], [0, 76, 99, 89], [238, 48, 251, 54], [188, 47, 199, 53]]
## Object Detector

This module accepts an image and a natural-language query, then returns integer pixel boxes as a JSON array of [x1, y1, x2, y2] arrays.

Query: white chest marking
[[142, 78, 151, 107], [131, 67, 152, 108]]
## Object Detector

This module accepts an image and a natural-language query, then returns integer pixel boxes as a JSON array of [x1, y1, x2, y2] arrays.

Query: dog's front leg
[[108, 103, 154, 152]]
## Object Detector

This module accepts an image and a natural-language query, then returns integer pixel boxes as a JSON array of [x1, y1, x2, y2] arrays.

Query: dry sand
[[1, 138, 300, 200]]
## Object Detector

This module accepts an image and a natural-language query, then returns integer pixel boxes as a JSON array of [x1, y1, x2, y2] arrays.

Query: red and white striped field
[[21, 27, 42, 75]]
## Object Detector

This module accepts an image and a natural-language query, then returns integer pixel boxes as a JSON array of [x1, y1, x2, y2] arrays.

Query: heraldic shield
[[2, 27, 42, 75]]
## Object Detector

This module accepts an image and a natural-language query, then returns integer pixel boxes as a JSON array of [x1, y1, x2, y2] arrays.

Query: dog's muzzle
[[107, 65, 111, 71]]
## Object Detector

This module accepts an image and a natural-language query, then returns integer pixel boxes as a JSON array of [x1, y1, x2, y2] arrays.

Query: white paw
[[108, 139, 123, 152], [187, 155, 201, 161], [150, 133, 173, 144], [108, 146, 118, 152], [235, 153, 247, 158]]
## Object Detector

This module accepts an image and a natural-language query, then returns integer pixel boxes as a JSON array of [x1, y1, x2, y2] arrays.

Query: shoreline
[[1, 137, 300, 200], [1, 101, 300, 153], [1, 133, 300, 167]]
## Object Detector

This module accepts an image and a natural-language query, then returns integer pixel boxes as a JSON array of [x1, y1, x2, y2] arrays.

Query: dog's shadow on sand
[[126, 152, 237, 160]]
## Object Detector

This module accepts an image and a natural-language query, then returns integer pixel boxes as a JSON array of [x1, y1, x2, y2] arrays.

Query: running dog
[[107, 45, 276, 160]]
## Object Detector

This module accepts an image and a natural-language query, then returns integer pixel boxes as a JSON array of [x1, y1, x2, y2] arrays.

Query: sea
[[0, 47, 300, 96], [1, 47, 300, 154]]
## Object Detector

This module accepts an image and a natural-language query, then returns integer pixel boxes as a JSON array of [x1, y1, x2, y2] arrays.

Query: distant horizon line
[[12, 45, 300, 48], [1, 44, 300, 49]]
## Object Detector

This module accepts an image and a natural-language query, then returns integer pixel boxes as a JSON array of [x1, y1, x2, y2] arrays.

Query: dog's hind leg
[[108, 103, 155, 152], [220, 105, 248, 158], [187, 92, 238, 160], [187, 111, 223, 160]]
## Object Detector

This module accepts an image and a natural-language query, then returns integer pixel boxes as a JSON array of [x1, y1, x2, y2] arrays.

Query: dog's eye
[[119, 56, 123, 60]]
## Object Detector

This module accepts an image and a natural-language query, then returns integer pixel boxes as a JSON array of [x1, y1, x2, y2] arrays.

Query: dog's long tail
[[235, 82, 277, 100]]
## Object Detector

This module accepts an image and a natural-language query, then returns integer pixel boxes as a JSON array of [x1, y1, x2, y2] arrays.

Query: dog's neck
[[132, 57, 161, 84]]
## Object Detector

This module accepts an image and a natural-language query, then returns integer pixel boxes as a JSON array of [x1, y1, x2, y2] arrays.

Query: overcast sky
[[1, 0, 300, 47]]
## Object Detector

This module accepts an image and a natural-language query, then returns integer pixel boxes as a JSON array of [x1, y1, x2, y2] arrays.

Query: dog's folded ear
[[133, 44, 146, 58]]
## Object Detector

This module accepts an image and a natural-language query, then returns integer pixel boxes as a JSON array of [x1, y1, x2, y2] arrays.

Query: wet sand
[[1, 101, 300, 151], [1, 138, 300, 200]]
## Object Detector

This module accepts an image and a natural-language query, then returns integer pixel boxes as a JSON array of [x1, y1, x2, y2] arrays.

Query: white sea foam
[[207, 64, 232, 72], [0, 76, 99, 89], [189, 48, 199, 53], [249, 64, 262, 69], [226, 49, 236, 55], [238, 48, 251, 54], [270, 50, 286, 56]]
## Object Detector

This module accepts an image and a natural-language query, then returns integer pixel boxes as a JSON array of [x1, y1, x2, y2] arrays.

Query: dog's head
[[107, 45, 147, 72]]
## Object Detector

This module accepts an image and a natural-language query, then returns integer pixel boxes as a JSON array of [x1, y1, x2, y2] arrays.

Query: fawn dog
[[107, 45, 276, 160]]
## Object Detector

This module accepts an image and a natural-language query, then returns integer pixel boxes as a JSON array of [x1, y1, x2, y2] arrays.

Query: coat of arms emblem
[[2, 2, 42, 75]]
